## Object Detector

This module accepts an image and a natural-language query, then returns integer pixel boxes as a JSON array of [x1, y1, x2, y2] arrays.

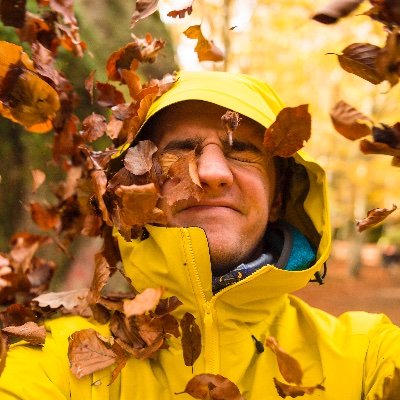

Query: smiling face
[[149, 101, 280, 275]]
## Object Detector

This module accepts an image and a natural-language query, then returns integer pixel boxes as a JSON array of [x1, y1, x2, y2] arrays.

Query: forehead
[[145, 100, 266, 145]]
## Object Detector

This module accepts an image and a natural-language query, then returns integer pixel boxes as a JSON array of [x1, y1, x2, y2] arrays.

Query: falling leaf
[[68, 328, 118, 379], [273, 377, 325, 399], [176, 373, 244, 400], [30, 202, 62, 231], [164, 150, 203, 206], [372, 123, 400, 149], [336, 43, 384, 84], [221, 110, 241, 146], [167, 5, 193, 19], [155, 296, 183, 315], [180, 312, 201, 368], [360, 138, 400, 158], [0, 0, 26, 28], [265, 336, 303, 385], [88, 253, 112, 304], [91, 170, 112, 225], [312, 0, 364, 24], [2, 321, 46, 345], [114, 182, 166, 229], [0, 332, 8, 376], [263, 104, 311, 157], [123, 287, 164, 317], [356, 205, 397, 232], [96, 82, 125, 108], [330, 100, 372, 140], [364, 1, 400, 26], [375, 29, 400, 87], [131, 0, 159, 27], [85, 70, 95, 103], [33, 288, 89, 311], [31, 169, 46, 193], [183, 25, 224, 62], [81, 113, 107, 142], [375, 367, 400, 400], [124, 140, 158, 175]]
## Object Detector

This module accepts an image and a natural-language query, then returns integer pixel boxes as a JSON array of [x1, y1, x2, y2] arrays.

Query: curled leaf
[[273, 377, 325, 399], [33, 288, 89, 311], [263, 104, 311, 157], [330, 100, 372, 140], [2, 321, 46, 345], [124, 140, 158, 176], [131, 0, 159, 27], [312, 0, 364, 24], [123, 287, 164, 317], [167, 4, 193, 19], [356, 205, 397, 232], [221, 110, 241, 146], [180, 312, 201, 368]]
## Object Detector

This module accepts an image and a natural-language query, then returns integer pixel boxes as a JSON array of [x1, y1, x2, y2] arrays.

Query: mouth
[[178, 203, 240, 213]]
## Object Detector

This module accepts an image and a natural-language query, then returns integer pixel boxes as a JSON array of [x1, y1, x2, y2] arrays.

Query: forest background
[[0, 0, 399, 312]]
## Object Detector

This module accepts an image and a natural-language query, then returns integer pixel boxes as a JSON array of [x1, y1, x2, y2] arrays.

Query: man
[[1, 70, 400, 399]]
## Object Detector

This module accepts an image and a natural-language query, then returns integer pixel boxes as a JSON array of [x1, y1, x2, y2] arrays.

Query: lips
[[176, 201, 240, 214]]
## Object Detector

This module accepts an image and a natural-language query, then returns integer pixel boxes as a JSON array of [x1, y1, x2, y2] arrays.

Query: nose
[[197, 143, 234, 191]]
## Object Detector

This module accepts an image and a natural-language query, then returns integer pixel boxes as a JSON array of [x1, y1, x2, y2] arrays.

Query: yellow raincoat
[[1, 71, 400, 399]]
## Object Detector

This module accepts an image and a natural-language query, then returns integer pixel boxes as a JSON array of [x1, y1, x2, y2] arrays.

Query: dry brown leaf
[[165, 150, 203, 206], [33, 288, 89, 311], [0, 0, 26, 28], [364, 1, 400, 27], [96, 82, 125, 108], [356, 205, 397, 232], [337, 43, 384, 84], [88, 253, 112, 304], [177, 373, 244, 400], [68, 328, 117, 379], [265, 336, 303, 385], [263, 104, 311, 157], [180, 312, 201, 368], [123, 287, 164, 317], [183, 25, 224, 62], [124, 140, 158, 176], [376, 29, 400, 87], [312, 0, 364, 24], [273, 377, 325, 399], [155, 296, 183, 315], [330, 100, 372, 140], [81, 113, 107, 142], [131, 0, 159, 27], [0, 332, 8, 376], [30, 202, 62, 231], [360, 138, 400, 158], [372, 123, 400, 149], [114, 182, 166, 228], [91, 170, 112, 225], [167, 4, 193, 19], [221, 110, 241, 145], [31, 169, 46, 193], [2, 321, 46, 345]]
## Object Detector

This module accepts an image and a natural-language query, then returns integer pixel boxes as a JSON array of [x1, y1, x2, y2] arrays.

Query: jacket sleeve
[[363, 317, 400, 399]]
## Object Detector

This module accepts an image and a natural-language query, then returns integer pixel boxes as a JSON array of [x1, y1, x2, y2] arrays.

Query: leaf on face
[[329, 100, 372, 140], [68, 328, 117, 379], [375, 29, 400, 87], [96, 82, 125, 108], [31, 169, 46, 193], [0, 0, 26, 28], [33, 288, 89, 312], [376, 366, 400, 400], [177, 373, 244, 400], [124, 140, 158, 176], [356, 204, 397, 232], [30, 202, 62, 231], [312, 0, 364, 24], [263, 104, 311, 157], [167, 4, 193, 19], [265, 336, 303, 385], [114, 182, 166, 228], [123, 287, 164, 317], [221, 110, 241, 145], [180, 312, 201, 367], [273, 377, 325, 399], [131, 0, 159, 27], [183, 25, 224, 62], [164, 150, 203, 206], [337, 43, 384, 84], [81, 113, 107, 142], [2, 321, 46, 345]]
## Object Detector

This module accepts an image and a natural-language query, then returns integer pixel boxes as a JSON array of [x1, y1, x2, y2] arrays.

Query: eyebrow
[[162, 136, 264, 155]]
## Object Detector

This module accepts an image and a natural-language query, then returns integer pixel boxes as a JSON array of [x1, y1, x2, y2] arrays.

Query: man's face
[[152, 101, 279, 275]]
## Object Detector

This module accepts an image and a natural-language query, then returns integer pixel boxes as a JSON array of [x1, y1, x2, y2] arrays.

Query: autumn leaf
[[336, 43, 384, 84], [330, 100, 372, 140], [0, 332, 8, 376], [81, 113, 107, 142], [364, 1, 400, 26], [265, 336, 303, 385], [30, 202, 61, 231], [312, 0, 364, 24], [31, 169, 46, 193], [85, 70, 96, 104], [180, 312, 201, 368], [372, 123, 400, 149], [263, 104, 311, 157], [124, 140, 158, 175], [123, 287, 164, 317], [167, 4, 193, 19], [87, 253, 112, 304], [155, 296, 183, 315], [2, 321, 46, 345], [221, 110, 241, 146], [360, 138, 400, 159], [0, 0, 26, 28], [375, 29, 400, 87], [131, 0, 159, 27], [356, 205, 397, 232], [176, 373, 244, 400], [374, 367, 400, 400], [273, 377, 325, 399], [96, 82, 125, 108], [91, 170, 112, 225], [33, 288, 89, 312], [183, 25, 224, 62], [68, 328, 120, 379]]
